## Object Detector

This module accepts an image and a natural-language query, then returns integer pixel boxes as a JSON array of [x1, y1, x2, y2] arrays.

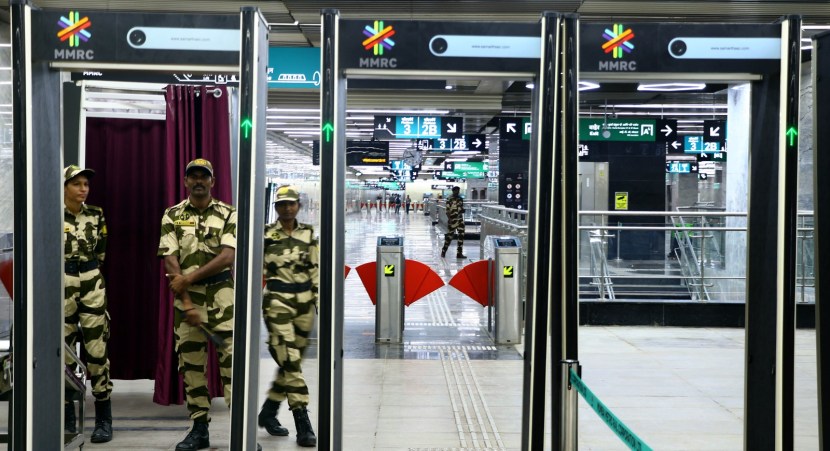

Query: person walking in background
[[441, 186, 466, 258], [158, 158, 237, 451], [405, 195, 412, 214], [63, 165, 114, 443], [258, 185, 318, 447]]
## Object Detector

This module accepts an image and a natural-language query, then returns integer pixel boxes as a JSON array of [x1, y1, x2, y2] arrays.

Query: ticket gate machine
[[376, 236, 405, 342], [488, 236, 522, 344]]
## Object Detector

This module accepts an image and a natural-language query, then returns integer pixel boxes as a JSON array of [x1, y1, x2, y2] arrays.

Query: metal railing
[[477, 207, 816, 303]]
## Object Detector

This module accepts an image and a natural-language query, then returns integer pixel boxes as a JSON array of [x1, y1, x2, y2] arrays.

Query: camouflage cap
[[185, 158, 214, 177], [274, 185, 300, 203], [63, 165, 95, 184]]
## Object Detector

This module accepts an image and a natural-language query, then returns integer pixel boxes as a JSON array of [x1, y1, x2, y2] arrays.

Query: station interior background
[[0, 0, 829, 449]]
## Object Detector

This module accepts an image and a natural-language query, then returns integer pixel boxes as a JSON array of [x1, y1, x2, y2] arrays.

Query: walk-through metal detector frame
[[812, 29, 830, 451], [10, 2, 268, 449], [319, 11, 803, 451]]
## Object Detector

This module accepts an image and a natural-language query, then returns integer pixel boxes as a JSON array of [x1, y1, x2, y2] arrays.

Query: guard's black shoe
[[64, 402, 77, 434], [441, 249, 447, 258], [292, 407, 317, 447], [90, 399, 113, 443], [456, 253, 467, 259], [258, 399, 289, 436], [175, 421, 210, 451]]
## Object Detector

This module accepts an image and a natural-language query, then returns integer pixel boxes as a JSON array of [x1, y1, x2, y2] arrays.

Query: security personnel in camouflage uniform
[[257, 186, 318, 447], [63, 165, 113, 443], [441, 186, 467, 258], [158, 158, 237, 451]]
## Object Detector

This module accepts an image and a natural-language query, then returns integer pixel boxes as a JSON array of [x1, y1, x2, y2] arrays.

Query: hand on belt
[[64, 260, 99, 275], [192, 270, 232, 286], [266, 279, 313, 293]]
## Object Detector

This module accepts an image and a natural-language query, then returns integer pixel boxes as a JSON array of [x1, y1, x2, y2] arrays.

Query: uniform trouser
[[174, 279, 234, 422], [263, 289, 316, 409], [64, 269, 112, 401], [442, 221, 466, 254]]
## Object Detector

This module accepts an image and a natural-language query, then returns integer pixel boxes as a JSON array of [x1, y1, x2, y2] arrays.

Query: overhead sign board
[[580, 118, 656, 142], [580, 22, 781, 75], [373, 115, 463, 140], [684, 136, 721, 153], [416, 134, 487, 153], [338, 20, 541, 72], [268, 47, 321, 89], [33, 10, 240, 64], [666, 161, 698, 173], [499, 117, 528, 140]]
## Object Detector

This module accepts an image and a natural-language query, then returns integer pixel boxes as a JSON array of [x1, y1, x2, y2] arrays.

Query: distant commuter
[[258, 185, 318, 447], [405, 195, 412, 214], [441, 186, 466, 258], [158, 158, 237, 451], [63, 165, 113, 443]]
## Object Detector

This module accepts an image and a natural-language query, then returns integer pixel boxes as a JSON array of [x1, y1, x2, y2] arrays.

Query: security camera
[[431, 37, 448, 55], [668, 39, 687, 57], [128, 29, 147, 47]]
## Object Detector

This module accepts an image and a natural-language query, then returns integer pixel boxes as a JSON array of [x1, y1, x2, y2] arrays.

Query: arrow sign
[[691, 164, 698, 171], [786, 126, 798, 146], [472, 138, 482, 148], [671, 141, 681, 150], [447, 123, 457, 134], [661, 124, 673, 136], [322, 123, 334, 142], [240, 118, 252, 139], [506, 123, 516, 133], [465, 134, 486, 151], [709, 126, 721, 137]]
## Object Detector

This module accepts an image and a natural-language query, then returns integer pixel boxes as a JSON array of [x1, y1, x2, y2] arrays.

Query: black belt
[[266, 280, 312, 293], [65, 260, 99, 275], [193, 271, 232, 286]]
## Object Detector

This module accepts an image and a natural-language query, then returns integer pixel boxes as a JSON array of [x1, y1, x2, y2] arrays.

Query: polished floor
[[0, 208, 821, 450]]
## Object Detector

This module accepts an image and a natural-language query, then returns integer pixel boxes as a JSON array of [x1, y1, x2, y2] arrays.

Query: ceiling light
[[525, 82, 535, 89], [578, 81, 600, 91], [637, 83, 706, 92], [445, 84, 453, 90]]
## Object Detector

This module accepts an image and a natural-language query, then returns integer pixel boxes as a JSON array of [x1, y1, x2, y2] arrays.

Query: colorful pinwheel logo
[[362, 21, 395, 55], [602, 24, 634, 59], [57, 11, 91, 47]]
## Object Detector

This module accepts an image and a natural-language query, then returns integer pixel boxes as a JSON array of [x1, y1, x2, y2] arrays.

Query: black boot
[[90, 399, 113, 443], [292, 407, 317, 447], [64, 401, 77, 434], [258, 399, 289, 436], [175, 420, 209, 451]]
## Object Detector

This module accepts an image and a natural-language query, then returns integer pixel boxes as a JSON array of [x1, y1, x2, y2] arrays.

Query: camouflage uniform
[[158, 198, 237, 422], [262, 220, 319, 409], [442, 192, 465, 255], [64, 203, 112, 401]]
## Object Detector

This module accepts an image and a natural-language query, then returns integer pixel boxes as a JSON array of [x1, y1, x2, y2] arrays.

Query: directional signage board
[[416, 134, 488, 153], [704, 120, 726, 144], [373, 115, 462, 140], [442, 116, 463, 139], [655, 119, 677, 142], [466, 134, 487, 152], [666, 161, 698, 173], [444, 161, 489, 178], [684, 136, 721, 153], [580, 118, 656, 141], [499, 117, 526, 140]]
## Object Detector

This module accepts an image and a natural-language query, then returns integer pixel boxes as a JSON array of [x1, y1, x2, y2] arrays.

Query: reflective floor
[[0, 208, 820, 450]]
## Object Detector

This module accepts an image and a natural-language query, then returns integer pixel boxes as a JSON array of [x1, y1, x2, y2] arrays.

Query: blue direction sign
[[373, 115, 462, 140]]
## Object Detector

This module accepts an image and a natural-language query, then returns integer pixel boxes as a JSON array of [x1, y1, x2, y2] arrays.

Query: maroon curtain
[[85, 118, 167, 380], [153, 85, 232, 405]]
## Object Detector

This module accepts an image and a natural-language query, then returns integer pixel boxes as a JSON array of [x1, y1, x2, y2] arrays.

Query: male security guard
[[258, 186, 318, 447], [158, 158, 236, 451], [63, 165, 114, 443], [441, 186, 467, 258]]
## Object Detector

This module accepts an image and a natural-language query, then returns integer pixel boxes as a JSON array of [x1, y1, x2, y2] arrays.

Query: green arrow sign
[[786, 126, 798, 147], [240, 118, 252, 139], [322, 123, 334, 143]]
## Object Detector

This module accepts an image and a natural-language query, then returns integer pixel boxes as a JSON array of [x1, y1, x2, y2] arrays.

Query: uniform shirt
[[64, 204, 107, 263], [157, 198, 237, 276], [263, 220, 319, 290], [446, 195, 464, 221]]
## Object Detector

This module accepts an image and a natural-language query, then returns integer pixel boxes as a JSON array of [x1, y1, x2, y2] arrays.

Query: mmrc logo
[[362, 20, 395, 55], [602, 24, 634, 59], [57, 11, 91, 47]]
